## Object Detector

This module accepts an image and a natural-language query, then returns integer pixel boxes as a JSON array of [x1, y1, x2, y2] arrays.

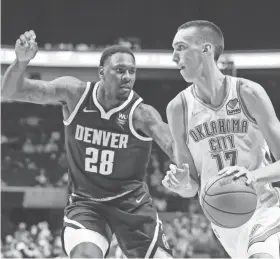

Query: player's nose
[[172, 50, 179, 64], [122, 71, 131, 82]]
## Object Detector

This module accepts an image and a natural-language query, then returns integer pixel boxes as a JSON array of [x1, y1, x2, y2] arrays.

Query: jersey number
[[85, 147, 115, 175], [211, 150, 238, 171]]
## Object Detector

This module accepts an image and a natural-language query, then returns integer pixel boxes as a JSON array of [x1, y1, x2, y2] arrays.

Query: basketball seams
[[205, 191, 257, 197], [202, 196, 252, 228], [203, 206, 229, 228], [202, 204, 221, 226], [205, 174, 255, 196], [202, 196, 256, 215], [204, 174, 225, 194]]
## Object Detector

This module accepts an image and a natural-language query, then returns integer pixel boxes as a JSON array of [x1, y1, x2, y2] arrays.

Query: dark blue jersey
[[63, 82, 152, 199]]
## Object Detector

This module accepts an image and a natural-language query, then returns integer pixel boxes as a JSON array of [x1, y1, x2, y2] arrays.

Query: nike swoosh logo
[[192, 110, 205, 116], [136, 193, 146, 203], [83, 107, 98, 113]]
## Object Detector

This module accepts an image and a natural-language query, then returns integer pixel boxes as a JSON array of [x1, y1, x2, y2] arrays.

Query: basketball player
[[162, 20, 280, 258], [2, 30, 174, 258]]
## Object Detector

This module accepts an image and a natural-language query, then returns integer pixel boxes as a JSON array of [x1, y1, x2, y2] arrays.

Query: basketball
[[201, 173, 257, 228]]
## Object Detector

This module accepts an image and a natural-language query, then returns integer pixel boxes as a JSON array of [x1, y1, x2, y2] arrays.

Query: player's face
[[172, 27, 204, 82], [102, 53, 136, 101]]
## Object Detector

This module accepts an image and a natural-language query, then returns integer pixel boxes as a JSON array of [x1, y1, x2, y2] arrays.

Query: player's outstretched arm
[[1, 30, 82, 105], [164, 94, 199, 197], [239, 78, 280, 183], [133, 103, 175, 162]]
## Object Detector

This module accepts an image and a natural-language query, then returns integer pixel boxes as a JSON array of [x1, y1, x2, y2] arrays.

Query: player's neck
[[193, 64, 227, 107], [97, 82, 123, 111]]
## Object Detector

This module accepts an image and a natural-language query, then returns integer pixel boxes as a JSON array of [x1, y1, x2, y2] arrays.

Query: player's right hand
[[162, 163, 191, 193], [15, 30, 38, 62]]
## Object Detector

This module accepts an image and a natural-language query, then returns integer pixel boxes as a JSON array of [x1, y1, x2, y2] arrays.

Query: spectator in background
[[35, 169, 51, 187], [14, 223, 30, 243]]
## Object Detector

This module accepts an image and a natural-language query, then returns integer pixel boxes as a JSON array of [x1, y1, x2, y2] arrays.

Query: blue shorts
[[62, 183, 172, 258]]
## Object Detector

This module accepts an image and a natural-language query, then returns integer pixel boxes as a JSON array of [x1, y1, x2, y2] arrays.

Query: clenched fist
[[15, 30, 38, 62]]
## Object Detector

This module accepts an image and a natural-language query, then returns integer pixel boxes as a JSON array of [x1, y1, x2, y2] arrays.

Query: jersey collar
[[92, 81, 134, 120]]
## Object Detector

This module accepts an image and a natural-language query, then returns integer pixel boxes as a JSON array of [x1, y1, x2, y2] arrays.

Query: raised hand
[[15, 30, 38, 62]]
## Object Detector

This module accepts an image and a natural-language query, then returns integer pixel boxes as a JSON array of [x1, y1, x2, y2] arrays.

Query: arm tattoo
[[135, 104, 175, 162], [11, 76, 80, 105], [24, 80, 57, 104]]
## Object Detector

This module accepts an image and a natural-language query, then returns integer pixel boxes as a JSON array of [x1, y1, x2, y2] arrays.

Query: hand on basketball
[[162, 163, 191, 192], [217, 166, 256, 185], [15, 30, 38, 62]]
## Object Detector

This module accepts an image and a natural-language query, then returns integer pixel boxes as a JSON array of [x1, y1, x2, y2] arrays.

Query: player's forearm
[[162, 141, 175, 163], [1, 59, 29, 98], [174, 150, 199, 197], [151, 129, 175, 163], [253, 160, 280, 184]]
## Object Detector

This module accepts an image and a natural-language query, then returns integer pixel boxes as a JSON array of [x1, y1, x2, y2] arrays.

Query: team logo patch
[[116, 112, 128, 130], [162, 233, 170, 250], [226, 98, 241, 115]]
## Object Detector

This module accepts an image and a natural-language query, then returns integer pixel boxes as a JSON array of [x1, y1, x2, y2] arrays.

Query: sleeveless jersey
[[63, 81, 153, 200], [181, 75, 277, 208]]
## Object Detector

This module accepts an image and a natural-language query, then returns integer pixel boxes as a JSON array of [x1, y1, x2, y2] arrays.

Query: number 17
[[211, 150, 238, 171]]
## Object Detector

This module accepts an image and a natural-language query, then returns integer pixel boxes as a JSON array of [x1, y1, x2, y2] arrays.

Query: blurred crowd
[[163, 211, 227, 258], [1, 104, 68, 188], [1, 222, 63, 258]]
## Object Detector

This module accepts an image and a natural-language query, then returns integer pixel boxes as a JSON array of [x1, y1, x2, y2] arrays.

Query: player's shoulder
[[167, 91, 185, 115], [132, 102, 163, 134], [237, 77, 266, 102], [54, 76, 88, 105], [54, 76, 86, 90], [60, 76, 87, 94], [133, 102, 159, 123]]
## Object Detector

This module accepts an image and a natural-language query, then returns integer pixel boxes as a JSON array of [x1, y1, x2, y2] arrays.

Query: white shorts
[[62, 226, 109, 257], [212, 188, 280, 258]]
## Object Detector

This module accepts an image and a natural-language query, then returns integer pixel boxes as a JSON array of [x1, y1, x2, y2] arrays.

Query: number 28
[[85, 147, 115, 175]]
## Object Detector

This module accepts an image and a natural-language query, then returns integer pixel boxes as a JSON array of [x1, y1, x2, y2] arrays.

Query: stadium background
[[1, 0, 280, 257]]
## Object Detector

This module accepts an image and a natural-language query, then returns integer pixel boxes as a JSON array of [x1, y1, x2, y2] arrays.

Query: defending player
[[162, 20, 280, 258], [2, 30, 173, 258]]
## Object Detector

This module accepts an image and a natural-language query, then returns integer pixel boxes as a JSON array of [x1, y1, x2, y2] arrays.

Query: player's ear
[[99, 67, 105, 79], [202, 43, 212, 56]]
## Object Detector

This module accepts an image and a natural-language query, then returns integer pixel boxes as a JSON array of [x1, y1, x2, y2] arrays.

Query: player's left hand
[[217, 166, 256, 185], [162, 163, 190, 192]]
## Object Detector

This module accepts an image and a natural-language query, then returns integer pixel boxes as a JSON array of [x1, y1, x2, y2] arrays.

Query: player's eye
[[177, 45, 185, 51], [117, 68, 125, 73], [129, 70, 136, 74]]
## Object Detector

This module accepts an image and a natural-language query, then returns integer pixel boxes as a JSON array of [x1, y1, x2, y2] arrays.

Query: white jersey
[[181, 75, 276, 208]]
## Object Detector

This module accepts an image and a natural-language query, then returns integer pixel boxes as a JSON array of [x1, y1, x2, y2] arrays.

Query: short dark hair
[[178, 20, 224, 61], [99, 45, 136, 67]]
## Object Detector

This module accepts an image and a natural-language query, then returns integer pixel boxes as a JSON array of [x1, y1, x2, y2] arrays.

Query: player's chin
[[180, 70, 194, 83], [117, 91, 131, 101]]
